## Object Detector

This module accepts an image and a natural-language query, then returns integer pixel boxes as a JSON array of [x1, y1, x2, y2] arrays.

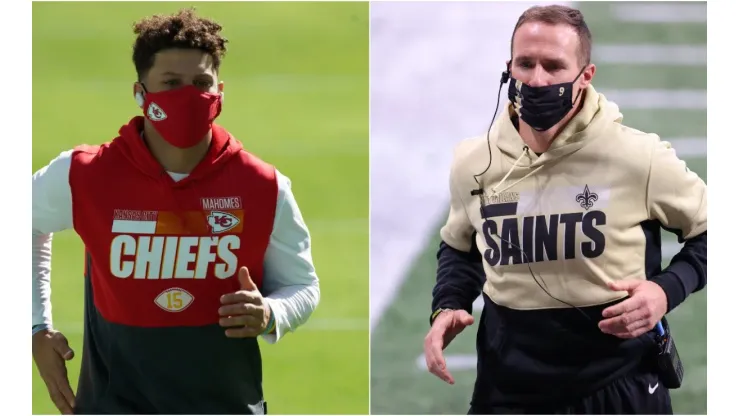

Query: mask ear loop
[[134, 83, 149, 108], [570, 64, 589, 107], [135, 92, 145, 108]]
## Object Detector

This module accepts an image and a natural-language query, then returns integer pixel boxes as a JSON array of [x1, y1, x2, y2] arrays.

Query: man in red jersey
[[32, 8, 320, 415]]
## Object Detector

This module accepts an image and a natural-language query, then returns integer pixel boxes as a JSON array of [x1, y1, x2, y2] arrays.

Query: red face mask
[[140, 85, 223, 149]]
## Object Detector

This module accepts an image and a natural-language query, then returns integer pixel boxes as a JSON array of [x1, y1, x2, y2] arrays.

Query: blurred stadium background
[[370, 1, 706, 414], [32, 2, 368, 415]]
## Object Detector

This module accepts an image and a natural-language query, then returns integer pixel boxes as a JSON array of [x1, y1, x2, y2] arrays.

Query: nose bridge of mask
[[527, 67, 547, 88], [137, 85, 223, 105], [520, 63, 587, 98]]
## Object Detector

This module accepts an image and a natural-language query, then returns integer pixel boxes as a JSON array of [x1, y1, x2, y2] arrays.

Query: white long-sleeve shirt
[[32, 150, 320, 344]]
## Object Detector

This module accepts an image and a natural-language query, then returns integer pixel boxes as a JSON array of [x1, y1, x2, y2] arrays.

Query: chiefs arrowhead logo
[[207, 211, 240, 234], [147, 102, 167, 121]]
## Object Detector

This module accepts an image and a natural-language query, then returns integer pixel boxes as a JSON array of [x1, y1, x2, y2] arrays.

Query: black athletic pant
[[468, 371, 672, 415]]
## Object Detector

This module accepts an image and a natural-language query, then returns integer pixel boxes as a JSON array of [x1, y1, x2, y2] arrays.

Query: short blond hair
[[511, 5, 592, 67]]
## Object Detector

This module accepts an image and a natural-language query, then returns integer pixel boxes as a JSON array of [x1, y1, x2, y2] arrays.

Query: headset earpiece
[[501, 60, 512, 84], [501, 70, 510, 84]]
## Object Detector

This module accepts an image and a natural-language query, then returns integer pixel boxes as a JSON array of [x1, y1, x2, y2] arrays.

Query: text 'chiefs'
[[109, 208, 243, 279]]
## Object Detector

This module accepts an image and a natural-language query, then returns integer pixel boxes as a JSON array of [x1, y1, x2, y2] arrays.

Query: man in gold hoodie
[[423, 5, 706, 415]]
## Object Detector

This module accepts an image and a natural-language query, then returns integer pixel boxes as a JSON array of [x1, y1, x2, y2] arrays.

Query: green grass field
[[32, 2, 369, 415], [371, 2, 707, 414]]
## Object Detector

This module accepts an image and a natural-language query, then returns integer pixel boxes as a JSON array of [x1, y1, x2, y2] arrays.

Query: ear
[[218, 81, 224, 93], [133, 82, 145, 95], [506, 60, 512, 73], [580, 63, 596, 88], [133, 82, 145, 108]]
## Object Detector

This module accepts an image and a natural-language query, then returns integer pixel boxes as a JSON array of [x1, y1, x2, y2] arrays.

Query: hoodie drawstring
[[489, 146, 544, 197]]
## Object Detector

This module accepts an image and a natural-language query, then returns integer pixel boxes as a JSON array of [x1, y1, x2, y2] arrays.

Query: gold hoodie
[[441, 84, 707, 310]]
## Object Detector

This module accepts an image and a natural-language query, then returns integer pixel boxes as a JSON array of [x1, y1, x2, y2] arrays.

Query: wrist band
[[262, 309, 276, 335], [430, 308, 453, 326], [32, 324, 50, 335]]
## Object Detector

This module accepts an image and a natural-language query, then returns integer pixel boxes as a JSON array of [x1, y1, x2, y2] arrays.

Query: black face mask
[[507, 68, 586, 132]]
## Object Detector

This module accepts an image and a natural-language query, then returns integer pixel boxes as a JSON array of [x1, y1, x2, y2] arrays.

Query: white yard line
[[667, 137, 707, 159], [610, 3, 707, 23], [592, 45, 706, 66], [416, 353, 477, 372], [599, 89, 706, 110]]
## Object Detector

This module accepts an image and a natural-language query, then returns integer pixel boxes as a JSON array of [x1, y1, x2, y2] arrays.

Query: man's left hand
[[599, 279, 667, 339], [219, 266, 271, 338]]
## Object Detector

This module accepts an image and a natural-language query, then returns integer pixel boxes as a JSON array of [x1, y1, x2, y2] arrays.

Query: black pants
[[468, 371, 672, 415]]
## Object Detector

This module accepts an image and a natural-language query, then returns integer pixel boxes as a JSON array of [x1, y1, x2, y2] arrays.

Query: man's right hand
[[32, 329, 76, 415], [423, 309, 475, 385]]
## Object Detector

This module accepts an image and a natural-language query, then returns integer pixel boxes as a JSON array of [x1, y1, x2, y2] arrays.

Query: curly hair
[[132, 8, 228, 80]]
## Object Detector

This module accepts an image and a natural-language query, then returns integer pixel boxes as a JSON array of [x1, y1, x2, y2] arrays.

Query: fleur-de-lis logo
[[576, 185, 598, 210]]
